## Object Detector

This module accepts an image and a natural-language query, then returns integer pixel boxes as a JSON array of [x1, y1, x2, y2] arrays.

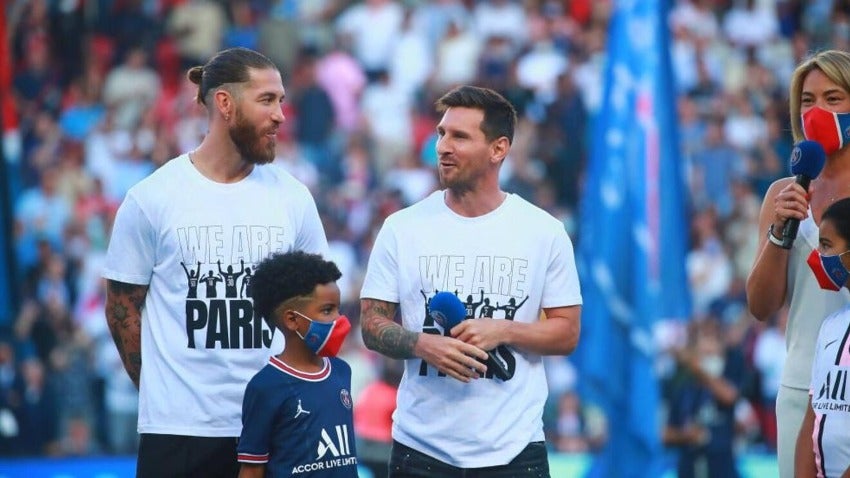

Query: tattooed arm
[[359, 299, 410, 358], [105, 280, 148, 389], [360, 298, 488, 382]]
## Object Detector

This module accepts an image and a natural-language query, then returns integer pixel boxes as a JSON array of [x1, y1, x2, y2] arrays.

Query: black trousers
[[136, 433, 240, 478], [389, 440, 550, 478]]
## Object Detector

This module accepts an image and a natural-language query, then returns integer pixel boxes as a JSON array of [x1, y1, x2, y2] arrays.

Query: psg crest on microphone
[[791, 144, 802, 168]]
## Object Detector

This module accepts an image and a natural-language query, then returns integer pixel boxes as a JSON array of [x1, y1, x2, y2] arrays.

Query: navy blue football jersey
[[238, 356, 358, 477]]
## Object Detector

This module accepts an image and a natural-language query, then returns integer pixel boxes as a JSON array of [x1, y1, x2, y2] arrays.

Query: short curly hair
[[250, 251, 342, 329]]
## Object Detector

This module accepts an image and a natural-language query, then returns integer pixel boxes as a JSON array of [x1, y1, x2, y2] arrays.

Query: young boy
[[237, 251, 358, 478]]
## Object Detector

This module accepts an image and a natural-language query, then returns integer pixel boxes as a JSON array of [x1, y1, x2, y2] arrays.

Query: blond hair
[[789, 50, 850, 142]]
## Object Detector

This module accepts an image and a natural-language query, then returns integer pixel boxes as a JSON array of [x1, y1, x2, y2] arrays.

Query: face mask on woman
[[802, 106, 850, 155]]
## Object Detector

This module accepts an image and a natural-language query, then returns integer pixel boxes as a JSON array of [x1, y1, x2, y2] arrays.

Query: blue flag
[[576, 0, 691, 476]]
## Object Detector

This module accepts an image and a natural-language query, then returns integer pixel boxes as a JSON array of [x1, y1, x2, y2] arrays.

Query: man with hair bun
[[102, 47, 328, 477]]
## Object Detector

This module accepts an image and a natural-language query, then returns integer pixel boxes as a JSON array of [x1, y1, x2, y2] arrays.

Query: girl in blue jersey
[[795, 198, 850, 478], [237, 251, 358, 478]]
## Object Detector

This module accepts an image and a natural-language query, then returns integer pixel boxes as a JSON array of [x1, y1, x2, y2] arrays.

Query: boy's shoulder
[[247, 361, 297, 391], [329, 357, 352, 375]]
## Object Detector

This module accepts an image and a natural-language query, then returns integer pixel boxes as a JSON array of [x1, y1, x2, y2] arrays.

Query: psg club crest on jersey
[[340, 389, 352, 409]]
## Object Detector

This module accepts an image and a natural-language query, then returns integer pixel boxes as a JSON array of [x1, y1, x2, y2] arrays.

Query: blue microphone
[[429, 291, 510, 380], [429, 291, 467, 329], [781, 140, 826, 249]]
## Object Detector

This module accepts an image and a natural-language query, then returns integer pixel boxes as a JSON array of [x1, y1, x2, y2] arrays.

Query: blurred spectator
[[516, 36, 569, 106], [35, 254, 70, 311], [11, 35, 62, 121], [103, 0, 160, 62], [663, 318, 745, 478], [56, 414, 100, 457], [353, 357, 402, 478], [722, 0, 779, 49], [471, 0, 527, 48], [686, 208, 734, 318], [689, 117, 746, 219], [539, 72, 587, 210], [389, 8, 433, 98], [14, 167, 72, 270], [411, 0, 470, 50], [58, 75, 105, 142], [552, 390, 607, 453], [316, 33, 368, 134], [101, 126, 156, 202], [223, 0, 260, 51], [723, 178, 762, 282], [73, 176, 118, 253], [19, 111, 63, 189], [335, 0, 404, 81], [166, 0, 227, 67], [669, 0, 720, 42], [15, 357, 59, 456], [273, 140, 321, 192], [677, 95, 707, 175], [752, 308, 787, 452], [322, 209, 361, 305], [750, 113, 791, 197], [360, 70, 413, 176], [431, 17, 482, 90], [383, 151, 439, 207], [723, 92, 767, 153], [102, 46, 162, 130], [290, 48, 338, 184]]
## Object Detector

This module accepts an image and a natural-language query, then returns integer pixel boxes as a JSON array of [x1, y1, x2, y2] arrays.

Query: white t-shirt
[[809, 306, 850, 478], [360, 191, 582, 467], [786, 214, 850, 390], [102, 155, 328, 437]]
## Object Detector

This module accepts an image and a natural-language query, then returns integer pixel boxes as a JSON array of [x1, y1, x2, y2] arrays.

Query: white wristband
[[767, 224, 785, 248]]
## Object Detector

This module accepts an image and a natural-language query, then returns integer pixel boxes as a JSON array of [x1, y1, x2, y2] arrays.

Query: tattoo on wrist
[[361, 299, 417, 359], [368, 323, 418, 359]]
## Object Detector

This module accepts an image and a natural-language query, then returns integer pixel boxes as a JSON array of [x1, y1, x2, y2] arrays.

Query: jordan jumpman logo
[[294, 399, 311, 419]]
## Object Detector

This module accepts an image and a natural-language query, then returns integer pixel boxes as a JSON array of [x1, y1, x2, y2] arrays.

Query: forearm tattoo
[[360, 299, 418, 359], [105, 280, 147, 387]]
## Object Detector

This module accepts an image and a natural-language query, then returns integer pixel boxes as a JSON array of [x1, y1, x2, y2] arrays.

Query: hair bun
[[187, 66, 204, 85]]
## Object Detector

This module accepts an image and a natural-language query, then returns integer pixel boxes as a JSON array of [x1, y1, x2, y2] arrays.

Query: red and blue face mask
[[807, 249, 850, 291], [802, 106, 850, 155], [294, 311, 351, 357]]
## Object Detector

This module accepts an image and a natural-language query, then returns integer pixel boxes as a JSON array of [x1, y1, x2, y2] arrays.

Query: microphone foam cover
[[429, 292, 467, 330], [790, 140, 826, 178]]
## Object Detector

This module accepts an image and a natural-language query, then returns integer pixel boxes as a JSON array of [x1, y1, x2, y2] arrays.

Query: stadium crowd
[[0, 0, 841, 469]]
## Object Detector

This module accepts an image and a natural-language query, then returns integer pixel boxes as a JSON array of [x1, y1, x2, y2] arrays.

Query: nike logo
[[825, 339, 839, 350]]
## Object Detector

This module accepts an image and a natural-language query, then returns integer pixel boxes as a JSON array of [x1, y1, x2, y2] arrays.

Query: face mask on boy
[[293, 311, 351, 357], [807, 248, 850, 291]]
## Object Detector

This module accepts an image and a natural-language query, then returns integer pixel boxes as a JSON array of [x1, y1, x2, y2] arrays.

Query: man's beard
[[229, 110, 275, 165], [439, 168, 473, 195]]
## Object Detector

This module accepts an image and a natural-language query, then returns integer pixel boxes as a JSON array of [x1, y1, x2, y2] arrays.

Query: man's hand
[[451, 318, 508, 352], [414, 333, 488, 383]]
